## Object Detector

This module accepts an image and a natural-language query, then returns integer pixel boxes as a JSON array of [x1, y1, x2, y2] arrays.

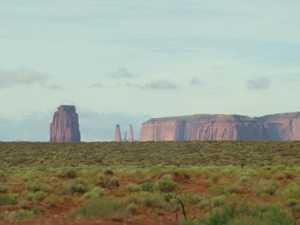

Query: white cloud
[[89, 82, 107, 88], [190, 77, 205, 86], [45, 84, 64, 90], [125, 80, 178, 90], [247, 77, 272, 90], [0, 68, 62, 90], [143, 80, 178, 90], [0, 69, 47, 88], [107, 68, 137, 79]]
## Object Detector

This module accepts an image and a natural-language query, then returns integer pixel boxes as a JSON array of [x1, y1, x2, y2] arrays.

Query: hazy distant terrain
[[0, 112, 146, 141]]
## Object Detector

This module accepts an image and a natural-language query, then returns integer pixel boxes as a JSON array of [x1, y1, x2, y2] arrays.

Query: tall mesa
[[140, 112, 300, 141]]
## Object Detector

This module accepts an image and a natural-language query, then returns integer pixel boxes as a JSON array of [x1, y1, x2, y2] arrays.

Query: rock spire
[[50, 105, 81, 143], [115, 124, 122, 142]]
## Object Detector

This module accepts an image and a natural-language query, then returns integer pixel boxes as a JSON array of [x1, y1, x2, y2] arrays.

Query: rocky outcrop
[[50, 105, 81, 143], [140, 112, 300, 141], [115, 124, 122, 142]]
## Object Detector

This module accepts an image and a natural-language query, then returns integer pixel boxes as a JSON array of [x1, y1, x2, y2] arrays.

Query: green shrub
[[44, 195, 60, 208], [210, 175, 220, 184], [211, 196, 226, 208], [140, 180, 155, 192], [0, 170, 6, 179], [129, 192, 168, 209], [286, 199, 299, 208], [26, 182, 44, 193], [227, 180, 247, 194], [198, 204, 296, 225], [209, 186, 229, 195], [58, 168, 78, 179], [127, 183, 142, 193], [19, 199, 31, 209], [181, 193, 203, 205], [198, 199, 211, 209], [77, 197, 124, 219], [68, 182, 89, 194], [83, 187, 104, 199], [15, 209, 35, 220], [104, 169, 114, 176], [0, 194, 18, 205], [156, 175, 177, 193], [281, 184, 300, 199], [143, 194, 167, 208], [285, 199, 300, 214], [291, 204, 300, 214], [255, 179, 278, 196], [0, 185, 8, 194], [239, 176, 250, 184], [126, 203, 139, 215], [27, 191, 47, 202], [181, 219, 199, 225], [98, 176, 120, 189]]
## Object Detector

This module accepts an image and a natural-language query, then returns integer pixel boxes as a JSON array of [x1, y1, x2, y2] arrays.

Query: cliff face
[[258, 113, 300, 140], [140, 113, 300, 141], [50, 105, 81, 143]]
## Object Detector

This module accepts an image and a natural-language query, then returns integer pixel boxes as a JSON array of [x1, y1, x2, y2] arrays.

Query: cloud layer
[[0, 69, 62, 90], [1, 0, 300, 124], [91, 67, 179, 91], [0, 69, 47, 88], [107, 68, 137, 79], [247, 77, 272, 90], [190, 77, 205, 86], [142, 80, 178, 90]]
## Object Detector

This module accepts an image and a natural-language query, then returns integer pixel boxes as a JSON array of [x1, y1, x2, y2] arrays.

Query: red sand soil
[[0, 213, 179, 225], [0, 198, 181, 225]]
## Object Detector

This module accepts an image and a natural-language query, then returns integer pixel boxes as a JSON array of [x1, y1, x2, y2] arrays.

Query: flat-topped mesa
[[50, 105, 81, 143], [115, 124, 122, 142], [140, 112, 300, 141]]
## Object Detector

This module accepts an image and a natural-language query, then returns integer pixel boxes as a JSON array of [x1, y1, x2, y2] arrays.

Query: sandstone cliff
[[50, 105, 81, 143], [140, 112, 300, 141]]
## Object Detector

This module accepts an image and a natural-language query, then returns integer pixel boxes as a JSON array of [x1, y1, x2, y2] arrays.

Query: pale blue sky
[[1, 0, 300, 140]]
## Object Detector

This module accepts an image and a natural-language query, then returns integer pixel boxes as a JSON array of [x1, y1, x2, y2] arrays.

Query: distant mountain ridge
[[140, 112, 300, 141]]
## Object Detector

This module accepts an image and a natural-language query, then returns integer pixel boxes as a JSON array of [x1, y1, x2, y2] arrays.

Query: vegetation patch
[[76, 197, 124, 219], [0, 194, 18, 206], [184, 204, 297, 225], [1, 142, 300, 224]]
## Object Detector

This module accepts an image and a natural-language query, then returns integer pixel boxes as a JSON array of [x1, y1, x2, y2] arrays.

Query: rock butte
[[140, 112, 300, 141], [50, 105, 81, 143]]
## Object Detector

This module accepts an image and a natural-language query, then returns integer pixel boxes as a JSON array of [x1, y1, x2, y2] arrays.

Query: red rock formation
[[50, 105, 81, 143], [115, 124, 122, 142], [258, 113, 300, 140], [140, 112, 300, 141]]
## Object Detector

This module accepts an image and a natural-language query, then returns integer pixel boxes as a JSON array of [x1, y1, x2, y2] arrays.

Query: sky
[[1, 0, 300, 141]]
